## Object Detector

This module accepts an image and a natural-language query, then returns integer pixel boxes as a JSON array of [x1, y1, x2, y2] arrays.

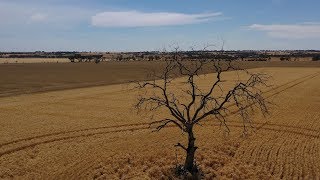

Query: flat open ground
[[0, 66, 319, 179], [0, 58, 70, 64], [0, 60, 319, 97]]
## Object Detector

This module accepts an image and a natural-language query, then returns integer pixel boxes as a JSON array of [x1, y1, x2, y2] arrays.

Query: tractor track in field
[[0, 72, 319, 157], [234, 107, 320, 179]]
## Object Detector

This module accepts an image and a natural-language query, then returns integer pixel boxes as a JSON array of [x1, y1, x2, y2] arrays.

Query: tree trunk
[[184, 126, 197, 173]]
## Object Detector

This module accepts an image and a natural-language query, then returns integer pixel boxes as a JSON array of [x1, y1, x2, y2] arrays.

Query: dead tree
[[135, 51, 269, 176]]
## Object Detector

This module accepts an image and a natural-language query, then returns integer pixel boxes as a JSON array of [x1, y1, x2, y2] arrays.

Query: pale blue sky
[[0, 0, 319, 51]]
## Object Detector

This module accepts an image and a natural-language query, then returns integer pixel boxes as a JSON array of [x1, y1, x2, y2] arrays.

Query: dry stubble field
[[0, 64, 320, 179], [0, 60, 319, 97]]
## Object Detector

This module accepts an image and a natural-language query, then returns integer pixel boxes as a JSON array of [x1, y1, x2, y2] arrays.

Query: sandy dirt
[[0, 67, 319, 179]]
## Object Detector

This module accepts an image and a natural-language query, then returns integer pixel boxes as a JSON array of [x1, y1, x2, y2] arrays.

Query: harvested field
[[0, 67, 319, 179], [0, 61, 319, 97]]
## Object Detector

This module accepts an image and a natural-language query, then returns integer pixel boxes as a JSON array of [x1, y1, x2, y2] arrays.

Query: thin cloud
[[302, 22, 320, 25], [248, 23, 320, 39], [0, 1, 93, 26], [91, 11, 222, 27], [30, 13, 48, 22]]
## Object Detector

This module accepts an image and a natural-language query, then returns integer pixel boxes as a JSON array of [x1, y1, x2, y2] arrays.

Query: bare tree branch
[[175, 143, 187, 151], [134, 47, 271, 174], [150, 118, 185, 132]]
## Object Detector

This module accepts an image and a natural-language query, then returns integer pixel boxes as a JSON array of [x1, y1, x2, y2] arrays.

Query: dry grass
[[0, 67, 319, 179]]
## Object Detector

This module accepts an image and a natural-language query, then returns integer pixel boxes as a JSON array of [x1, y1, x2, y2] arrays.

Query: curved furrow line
[[299, 140, 309, 178], [269, 136, 287, 179], [262, 96, 320, 178], [311, 139, 319, 178], [5, 73, 314, 146], [0, 122, 149, 147], [1, 120, 319, 158], [0, 72, 319, 157], [267, 134, 285, 176], [184, 121, 317, 145], [0, 126, 150, 157], [55, 124, 320, 178], [259, 132, 277, 166], [231, 109, 319, 178], [264, 139, 276, 171], [1, 71, 317, 148], [254, 126, 319, 138], [219, 121, 319, 135], [268, 137, 285, 176]]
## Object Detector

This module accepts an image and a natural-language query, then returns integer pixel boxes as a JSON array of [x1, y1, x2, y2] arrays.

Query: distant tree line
[[68, 54, 104, 63], [0, 52, 77, 58], [1, 51, 320, 62], [312, 55, 320, 61]]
